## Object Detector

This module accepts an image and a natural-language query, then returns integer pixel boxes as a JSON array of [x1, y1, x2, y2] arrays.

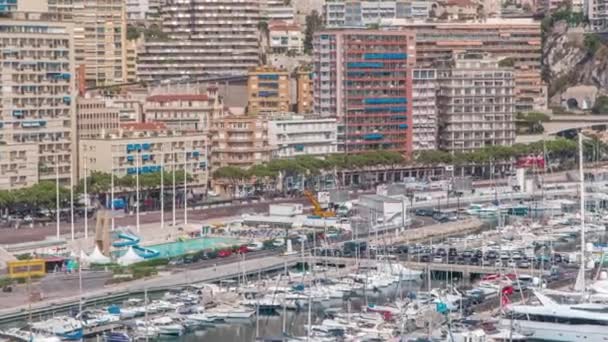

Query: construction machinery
[[303, 190, 336, 218]]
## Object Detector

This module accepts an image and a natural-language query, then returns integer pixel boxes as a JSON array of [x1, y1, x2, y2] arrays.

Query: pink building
[[313, 30, 416, 156]]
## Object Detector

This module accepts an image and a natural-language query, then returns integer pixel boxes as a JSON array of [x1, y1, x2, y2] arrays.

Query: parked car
[[218, 249, 232, 258], [415, 208, 436, 217]]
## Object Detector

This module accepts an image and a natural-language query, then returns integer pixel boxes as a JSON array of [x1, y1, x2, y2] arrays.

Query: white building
[[324, 0, 428, 27], [126, 0, 160, 21], [262, 0, 295, 22], [413, 69, 438, 151], [269, 21, 304, 53], [587, 0, 608, 31], [267, 115, 338, 158]]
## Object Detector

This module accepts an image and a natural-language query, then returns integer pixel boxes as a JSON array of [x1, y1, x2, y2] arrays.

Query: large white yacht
[[502, 290, 608, 342]]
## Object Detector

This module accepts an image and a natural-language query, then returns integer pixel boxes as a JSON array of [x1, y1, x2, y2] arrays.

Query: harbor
[[3, 153, 608, 341]]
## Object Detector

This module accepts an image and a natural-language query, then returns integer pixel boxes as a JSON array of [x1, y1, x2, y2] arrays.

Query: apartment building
[[79, 127, 209, 186], [76, 97, 120, 139], [143, 88, 223, 132], [313, 30, 416, 155], [392, 19, 546, 112], [210, 116, 276, 169], [296, 68, 313, 114], [587, 0, 608, 31], [247, 67, 290, 115], [126, 0, 160, 22], [0, 0, 17, 13], [262, 0, 295, 22], [125, 38, 141, 83], [56, 0, 127, 87], [324, 0, 430, 27], [412, 69, 437, 151], [267, 115, 338, 158], [436, 53, 516, 152], [0, 12, 76, 190], [269, 21, 304, 54], [137, 0, 260, 82]]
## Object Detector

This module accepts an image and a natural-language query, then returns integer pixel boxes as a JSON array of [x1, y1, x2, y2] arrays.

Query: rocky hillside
[[543, 19, 608, 104]]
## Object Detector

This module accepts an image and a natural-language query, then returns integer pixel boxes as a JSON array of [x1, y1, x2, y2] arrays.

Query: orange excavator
[[303, 190, 336, 218]]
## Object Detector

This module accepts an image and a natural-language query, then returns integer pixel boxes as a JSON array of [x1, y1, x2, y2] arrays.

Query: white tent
[[118, 246, 144, 266], [88, 245, 112, 264], [79, 249, 90, 262]]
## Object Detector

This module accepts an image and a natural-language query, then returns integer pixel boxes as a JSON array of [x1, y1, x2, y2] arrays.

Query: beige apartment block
[[70, 0, 127, 87], [76, 97, 120, 139], [137, 0, 260, 82], [437, 53, 516, 152], [79, 129, 209, 187], [395, 19, 547, 112], [143, 88, 224, 132], [247, 67, 290, 115], [0, 12, 76, 189], [296, 68, 313, 114], [210, 116, 276, 169]]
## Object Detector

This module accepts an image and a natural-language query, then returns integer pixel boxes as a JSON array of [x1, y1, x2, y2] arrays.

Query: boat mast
[[578, 132, 586, 292]]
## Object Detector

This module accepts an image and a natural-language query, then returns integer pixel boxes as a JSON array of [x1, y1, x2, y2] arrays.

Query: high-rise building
[[59, 0, 128, 87], [76, 97, 120, 139], [412, 69, 437, 151], [313, 30, 416, 155], [247, 67, 290, 115], [137, 0, 261, 82], [324, 0, 431, 27], [0, 11, 75, 189], [125, 38, 141, 83], [587, 0, 608, 31], [126, 0, 161, 22], [390, 19, 546, 112], [143, 88, 224, 132], [436, 53, 516, 152]]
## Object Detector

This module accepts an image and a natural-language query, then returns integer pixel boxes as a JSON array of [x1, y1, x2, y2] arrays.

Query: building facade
[[313, 30, 416, 155], [247, 67, 290, 115], [267, 115, 338, 158], [437, 53, 516, 152], [412, 69, 437, 151], [143, 89, 223, 132], [324, 0, 429, 27], [268, 21, 304, 54], [296, 68, 313, 114], [79, 130, 209, 186], [137, 0, 260, 82], [262, 0, 295, 22], [393, 20, 546, 112], [210, 116, 275, 169], [0, 12, 75, 189], [76, 97, 120, 139], [587, 0, 608, 31], [69, 0, 127, 87]]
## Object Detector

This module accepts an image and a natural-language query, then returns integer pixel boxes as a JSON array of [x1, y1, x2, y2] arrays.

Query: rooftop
[[146, 94, 209, 103]]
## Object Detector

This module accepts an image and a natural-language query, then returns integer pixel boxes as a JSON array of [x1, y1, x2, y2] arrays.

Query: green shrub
[[15, 253, 32, 260]]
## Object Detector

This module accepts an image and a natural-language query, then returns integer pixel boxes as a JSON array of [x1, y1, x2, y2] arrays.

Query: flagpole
[[110, 152, 115, 231], [136, 149, 140, 233], [172, 149, 176, 227], [56, 155, 60, 239], [183, 149, 188, 226], [160, 151, 164, 230], [70, 148, 75, 241], [84, 148, 88, 239]]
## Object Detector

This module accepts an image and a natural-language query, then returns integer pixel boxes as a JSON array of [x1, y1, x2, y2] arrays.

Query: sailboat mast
[[579, 132, 586, 292]]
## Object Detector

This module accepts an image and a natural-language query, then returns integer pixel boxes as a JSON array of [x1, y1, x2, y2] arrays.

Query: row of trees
[[1, 137, 605, 217], [0, 170, 192, 218]]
